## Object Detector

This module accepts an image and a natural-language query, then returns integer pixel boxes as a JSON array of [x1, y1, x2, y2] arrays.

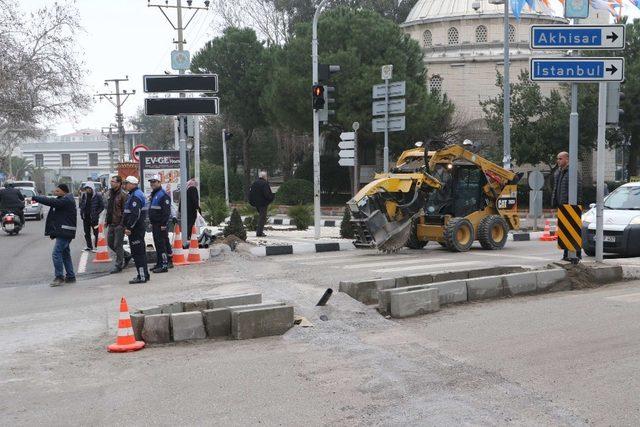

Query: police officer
[[148, 175, 171, 273], [122, 176, 149, 284]]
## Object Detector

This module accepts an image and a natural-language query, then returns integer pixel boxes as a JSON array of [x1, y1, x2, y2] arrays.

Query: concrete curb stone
[[427, 280, 468, 305], [231, 305, 294, 340], [503, 272, 538, 296], [466, 275, 505, 301], [536, 269, 568, 291], [183, 300, 208, 312], [141, 314, 171, 344], [171, 312, 207, 342], [160, 302, 184, 314], [390, 288, 440, 318], [130, 313, 145, 341], [206, 293, 262, 309], [203, 308, 231, 338]]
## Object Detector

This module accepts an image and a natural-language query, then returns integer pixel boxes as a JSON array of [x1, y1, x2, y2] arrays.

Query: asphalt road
[[1, 239, 639, 425]]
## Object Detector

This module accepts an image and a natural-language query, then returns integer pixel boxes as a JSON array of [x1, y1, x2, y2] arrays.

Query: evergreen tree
[[223, 208, 247, 241]]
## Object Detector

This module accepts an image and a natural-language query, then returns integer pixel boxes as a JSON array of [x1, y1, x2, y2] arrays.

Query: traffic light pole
[[596, 82, 607, 263], [312, 0, 330, 240], [222, 129, 230, 207], [568, 18, 580, 262]]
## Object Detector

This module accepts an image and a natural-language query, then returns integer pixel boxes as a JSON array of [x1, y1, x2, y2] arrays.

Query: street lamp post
[[490, 0, 511, 170]]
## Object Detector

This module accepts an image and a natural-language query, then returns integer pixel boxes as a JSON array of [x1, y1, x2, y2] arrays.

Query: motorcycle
[[1, 211, 23, 235]]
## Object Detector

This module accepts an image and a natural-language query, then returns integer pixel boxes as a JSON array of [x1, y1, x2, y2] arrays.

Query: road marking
[[467, 252, 552, 261], [605, 292, 640, 303], [302, 255, 424, 267], [342, 258, 448, 270], [271, 252, 357, 263], [373, 260, 481, 273], [78, 251, 88, 274]]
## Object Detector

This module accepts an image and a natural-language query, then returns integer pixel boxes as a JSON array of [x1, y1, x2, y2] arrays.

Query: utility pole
[[101, 124, 118, 172], [148, 0, 209, 244], [95, 78, 135, 162]]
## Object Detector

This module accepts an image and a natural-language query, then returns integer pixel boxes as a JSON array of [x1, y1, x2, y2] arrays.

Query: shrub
[[275, 179, 313, 205], [202, 195, 229, 226], [200, 162, 244, 202], [243, 215, 258, 231], [288, 205, 312, 230], [340, 208, 354, 239], [223, 208, 246, 240]]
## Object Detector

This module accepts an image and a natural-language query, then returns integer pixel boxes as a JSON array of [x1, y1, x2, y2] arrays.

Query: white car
[[582, 182, 640, 257]]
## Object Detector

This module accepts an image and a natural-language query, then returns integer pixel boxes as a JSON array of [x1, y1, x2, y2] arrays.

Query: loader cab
[[425, 162, 487, 218]]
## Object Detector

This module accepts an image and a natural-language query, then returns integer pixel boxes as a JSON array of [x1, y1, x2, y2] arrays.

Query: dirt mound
[[548, 262, 599, 290], [220, 235, 247, 250]]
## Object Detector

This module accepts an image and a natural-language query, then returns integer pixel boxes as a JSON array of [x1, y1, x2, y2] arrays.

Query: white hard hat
[[148, 174, 161, 182], [124, 176, 139, 185]]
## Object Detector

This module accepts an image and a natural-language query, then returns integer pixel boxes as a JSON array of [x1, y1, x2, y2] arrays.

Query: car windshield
[[603, 186, 640, 210], [19, 189, 35, 198]]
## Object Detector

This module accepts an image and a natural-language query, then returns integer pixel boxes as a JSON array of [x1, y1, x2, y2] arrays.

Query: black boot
[[129, 276, 147, 284]]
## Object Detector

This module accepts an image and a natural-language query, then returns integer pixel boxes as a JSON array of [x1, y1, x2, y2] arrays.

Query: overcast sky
[[18, 1, 640, 136]]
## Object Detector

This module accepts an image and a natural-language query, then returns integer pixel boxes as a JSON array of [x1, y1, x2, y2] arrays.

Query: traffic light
[[317, 64, 340, 123], [312, 84, 325, 110], [606, 81, 625, 125], [224, 130, 233, 141]]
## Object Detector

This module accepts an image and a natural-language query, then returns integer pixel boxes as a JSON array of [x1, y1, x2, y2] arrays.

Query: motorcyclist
[[0, 180, 26, 225]]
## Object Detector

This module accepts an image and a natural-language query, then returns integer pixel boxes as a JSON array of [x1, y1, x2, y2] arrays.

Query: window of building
[[509, 24, 516, 43], [35, 154, 44, 167], [475, 25, 488, 43], [429, 75, 443, 94], [447, 27, 459, 45], [88, 153, 98, 167], [423, 30, 433, 47], [61, 154, 71, 167]]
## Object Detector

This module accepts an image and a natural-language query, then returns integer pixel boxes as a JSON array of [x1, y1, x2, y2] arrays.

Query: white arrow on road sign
[[372, 116, 406, 133], [339, 158, 355, 167], [339, 140, 355, 150], [530, 25, 625, 50], [340, 131, 355, 141], [372, 81, 406, 99], [372, 98, 406, 116], [530, 57, 624, 82], [339, 150, 354, 158]]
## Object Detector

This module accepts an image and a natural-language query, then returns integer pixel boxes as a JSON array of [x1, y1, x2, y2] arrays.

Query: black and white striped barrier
[[249, 241, 355, 256]]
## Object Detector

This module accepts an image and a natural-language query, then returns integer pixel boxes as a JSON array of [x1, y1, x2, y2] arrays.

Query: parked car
[[18, 187, 44, 220], [582, 182, 640, 257]]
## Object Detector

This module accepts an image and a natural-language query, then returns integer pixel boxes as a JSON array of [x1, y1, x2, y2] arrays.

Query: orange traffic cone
[[93, 223, 112, 263], [107, 297, 145, 353], [540, 219, 558, 241], [186, 226, 203, 264], [171, 224, 188, 266]]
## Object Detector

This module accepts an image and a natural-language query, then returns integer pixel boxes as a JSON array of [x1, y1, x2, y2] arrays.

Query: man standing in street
[[249, 171, 275, 237], [79, 183, 104, 251], [148, 175, 172, 273], [105, 176, 130, 274], [122, 176, 149, 284], [32, 184, 77, 287], [0, 180, 25, 226], [551, 151, 582, 261]]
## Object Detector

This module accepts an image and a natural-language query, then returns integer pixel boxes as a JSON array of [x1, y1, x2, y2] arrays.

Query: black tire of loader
[[443, 217, 475, 252], [406, 220, 428, 249], [478, 215, 508, 250]]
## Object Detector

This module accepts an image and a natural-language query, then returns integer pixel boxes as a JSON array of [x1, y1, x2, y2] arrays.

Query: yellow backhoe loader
[[347, 143, 521, 253]]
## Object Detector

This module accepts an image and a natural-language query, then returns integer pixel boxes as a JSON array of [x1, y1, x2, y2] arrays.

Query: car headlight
[[630, 216, 640, 225]]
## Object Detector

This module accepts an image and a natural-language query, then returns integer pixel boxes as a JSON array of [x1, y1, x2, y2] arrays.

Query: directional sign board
[[372, 98, 406, 116], [143, 74, 219, 93], [530, 25, 625, 50], [372, 116, 406, 133], [339, 140, 355, 150], [339, 150, 354, 158], [372, 81, 406, 99], [530, 58, 624, 82], [145, 98, 220, 116], [338, 158, 355, 167], [340, 132, 355, 141]]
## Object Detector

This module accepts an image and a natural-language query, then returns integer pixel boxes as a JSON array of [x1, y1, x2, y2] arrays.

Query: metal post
[[114, 80, 125, 162], [194, 116, 200, 195], [176, 0, 189, 244], [312, 0, 329, 240], [353, 130, 359, 197], [174, 118, 179, 150], [383, 78, 390, 173], [222, 129, 230, 206], [502, 0, 511, 170], [596, 82, 607, 263], [568, 83, 579, 261]]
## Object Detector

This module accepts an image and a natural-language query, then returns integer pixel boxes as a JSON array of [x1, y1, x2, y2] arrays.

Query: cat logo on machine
[[497, 198, 517, 210]]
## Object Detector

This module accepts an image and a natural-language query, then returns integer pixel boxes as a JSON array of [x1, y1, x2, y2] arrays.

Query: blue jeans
[[53, 238, 75, 279]]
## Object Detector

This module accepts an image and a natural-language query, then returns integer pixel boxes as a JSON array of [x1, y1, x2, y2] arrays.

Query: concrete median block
[[504, 272, 538, 296], [427, 280, 467, 305], [536, 269, 568, 291], [141, 314, 171, 344], [161, 302, 183, 314], [203, 308, 231, 338], [139, 306, 161, 315], [130, 313, 145, 341], [377, 285, 431, 315], [339, 278, 395, 305], [432, 270, 469, 283], [401, 273, 434, 287], [466, 275, 505, 301], [467, 266, 524, 279], [586, 264, 623, 284], [231, 305, 294, 340], [390, 288, 440, 318], [171, 311, 206, 342], [183, 300, 208, 312], [206, 293, 262, 309]]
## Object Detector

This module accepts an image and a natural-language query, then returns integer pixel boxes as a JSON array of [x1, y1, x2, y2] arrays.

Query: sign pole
[[383, 77, 389, 173], [502, 0, 511, 170], [568, 17, 580, 262], [222, 129, 230, 207], [179, 114, 189, 243], [194, 115, 200, 196], [595, 82, 607, 263], [353, 122, 359, 197]]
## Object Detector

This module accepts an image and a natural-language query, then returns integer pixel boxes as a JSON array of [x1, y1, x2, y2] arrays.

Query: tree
[[0, 1, 89, 172], [191, 28, 267, 194], [128, 108, 174, 150]]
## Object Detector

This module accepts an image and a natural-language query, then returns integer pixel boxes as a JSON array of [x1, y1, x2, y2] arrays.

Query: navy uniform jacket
[[148, 187, 171, 225], [123, 187, 147, 232], [33, 193, 77, 239]]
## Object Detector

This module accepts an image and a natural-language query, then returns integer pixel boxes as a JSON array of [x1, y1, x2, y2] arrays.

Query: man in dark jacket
[[32, 184, 77, 287], [105, 175, 130, 274], [148, 175, 172, 273], [249, 171, 275, 237], [178, 178, 200, 241], [0, 180, 26, 226], [79, 183, 104, 251], [122, 176, 149, 284], [551, 151, 582, 260]]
